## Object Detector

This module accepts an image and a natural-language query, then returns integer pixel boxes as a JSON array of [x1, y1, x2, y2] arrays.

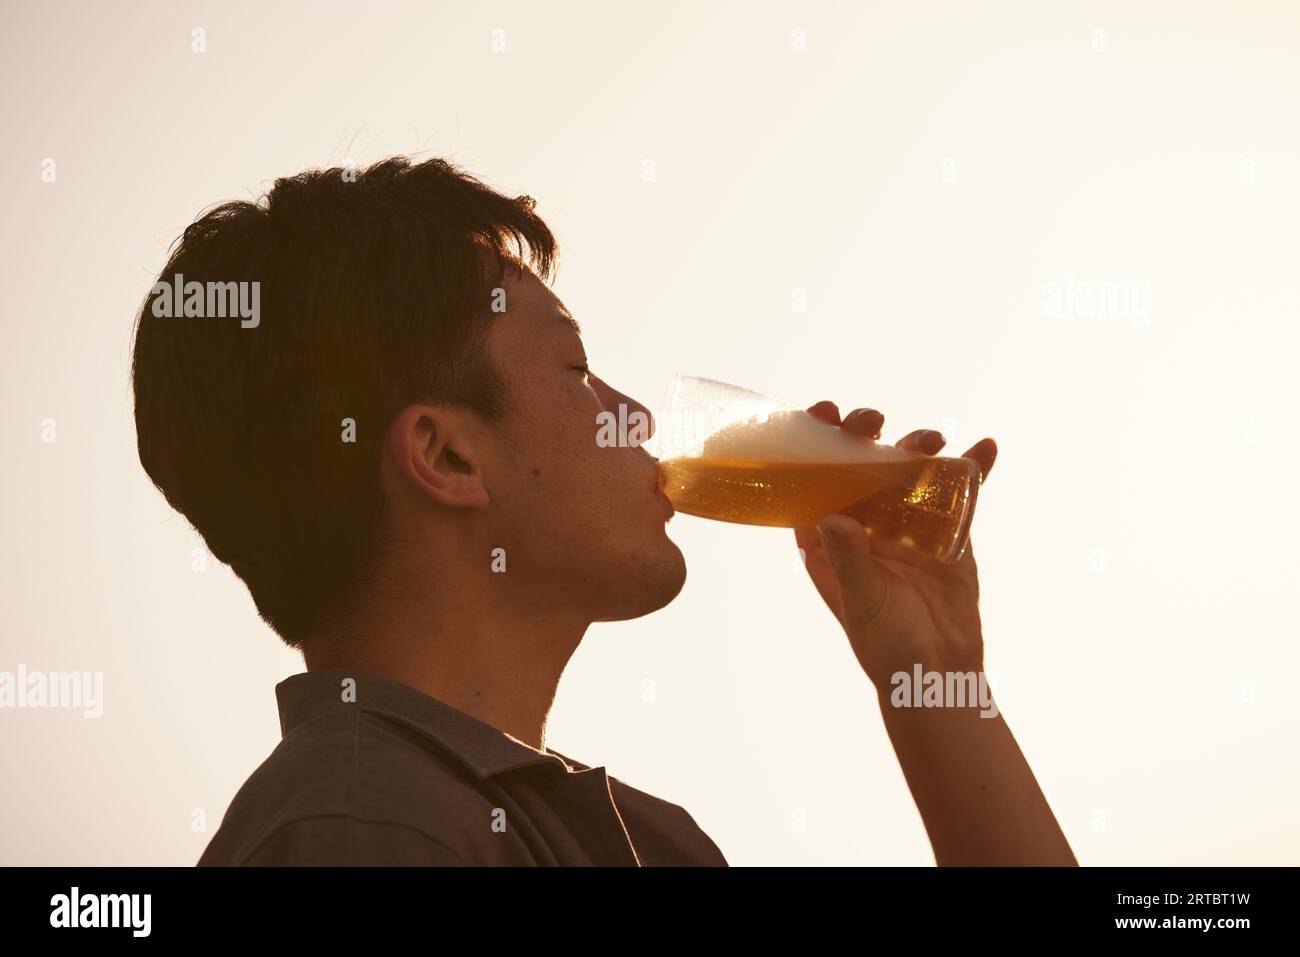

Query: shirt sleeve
[[237, 815, 467, 866]]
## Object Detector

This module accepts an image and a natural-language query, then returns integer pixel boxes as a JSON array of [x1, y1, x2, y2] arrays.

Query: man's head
[[132, 156, 684, 650]]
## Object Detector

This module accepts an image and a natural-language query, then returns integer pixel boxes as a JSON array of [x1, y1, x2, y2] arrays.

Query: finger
[[841, 408, 884, 439], [793, 526, 843, 612], [793, 525, 822, 553], [895, 429, 946, 455], [807, 400, 841, 425], [961, 437, 998, 483], [815, 514, 891, 634]]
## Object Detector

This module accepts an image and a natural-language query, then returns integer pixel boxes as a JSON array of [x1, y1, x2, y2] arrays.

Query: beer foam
[[696, 409, 917, 463]]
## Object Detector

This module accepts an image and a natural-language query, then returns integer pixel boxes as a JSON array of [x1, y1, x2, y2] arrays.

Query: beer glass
[[646, 374, 981, 564]]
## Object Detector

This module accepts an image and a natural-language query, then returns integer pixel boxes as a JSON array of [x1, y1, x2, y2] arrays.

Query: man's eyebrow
[[556, 308, 582, 336]]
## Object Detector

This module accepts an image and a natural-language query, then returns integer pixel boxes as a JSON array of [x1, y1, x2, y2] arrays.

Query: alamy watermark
[[0, 665, 103, 718], [596, 403, 650, 448], [50, 887, 150, 937], [889, 665, 998, 718], [1042, 273, 1152, 328], [150, 272, 260, 328]]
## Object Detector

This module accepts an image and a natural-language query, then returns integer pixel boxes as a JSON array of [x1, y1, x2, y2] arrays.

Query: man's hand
[[795, 400, 1077, 866], [793, 401, 997, 692]]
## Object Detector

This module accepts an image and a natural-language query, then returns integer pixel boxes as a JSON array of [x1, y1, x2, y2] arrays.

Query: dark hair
[[131, 156, 557, 649]]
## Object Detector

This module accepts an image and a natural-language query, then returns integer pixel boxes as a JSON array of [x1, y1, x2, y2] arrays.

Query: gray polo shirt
[[197, 667, 728, 866]]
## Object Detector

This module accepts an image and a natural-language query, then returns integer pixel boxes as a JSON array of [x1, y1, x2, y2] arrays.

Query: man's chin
[[592, 540, 686, 622]]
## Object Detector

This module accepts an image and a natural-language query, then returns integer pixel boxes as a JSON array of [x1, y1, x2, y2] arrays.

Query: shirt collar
[[276, 667, 576, 780]]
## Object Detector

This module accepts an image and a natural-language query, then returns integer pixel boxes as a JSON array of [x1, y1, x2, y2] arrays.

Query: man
[[132, 156, 1076, 866]]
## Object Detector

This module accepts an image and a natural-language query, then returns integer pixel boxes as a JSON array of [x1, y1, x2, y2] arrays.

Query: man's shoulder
[[605, 773, 728, 867], [198, 709, 728, 866], [198, 709, 497, 866]]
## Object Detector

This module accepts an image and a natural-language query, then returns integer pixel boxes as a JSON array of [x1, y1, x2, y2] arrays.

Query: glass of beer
[[647, 374, 981, 564]]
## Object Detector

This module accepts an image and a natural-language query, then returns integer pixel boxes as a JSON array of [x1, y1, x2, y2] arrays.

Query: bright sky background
[[2, 0, 1297, 865]]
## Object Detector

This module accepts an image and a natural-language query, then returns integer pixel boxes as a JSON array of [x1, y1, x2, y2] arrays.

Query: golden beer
[[656, 410, 979, 563]]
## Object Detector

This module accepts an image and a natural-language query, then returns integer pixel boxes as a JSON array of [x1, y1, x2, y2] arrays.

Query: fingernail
[[816, 516, 842, 543], [807, 400, 842, 425]]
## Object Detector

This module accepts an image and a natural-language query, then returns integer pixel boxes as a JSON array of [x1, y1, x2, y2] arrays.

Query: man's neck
[[303, 577, 589, 752]]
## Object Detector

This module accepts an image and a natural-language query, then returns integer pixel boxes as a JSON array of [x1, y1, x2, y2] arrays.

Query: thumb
[[816, 514, 891, 634]]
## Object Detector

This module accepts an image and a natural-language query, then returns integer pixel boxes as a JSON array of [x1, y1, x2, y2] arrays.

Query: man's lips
[[653, 464, 674, 515], [658, 491, 675, 520]]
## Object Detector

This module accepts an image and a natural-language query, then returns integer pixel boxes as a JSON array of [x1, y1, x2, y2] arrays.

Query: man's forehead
[[489, 269, 582, 356]]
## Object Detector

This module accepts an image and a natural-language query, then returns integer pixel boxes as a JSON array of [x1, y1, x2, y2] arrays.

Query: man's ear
[[384, 404, 491, 510]]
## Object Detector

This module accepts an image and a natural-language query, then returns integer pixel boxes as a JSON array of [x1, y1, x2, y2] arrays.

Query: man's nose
[[593, 376, 655, 447]]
